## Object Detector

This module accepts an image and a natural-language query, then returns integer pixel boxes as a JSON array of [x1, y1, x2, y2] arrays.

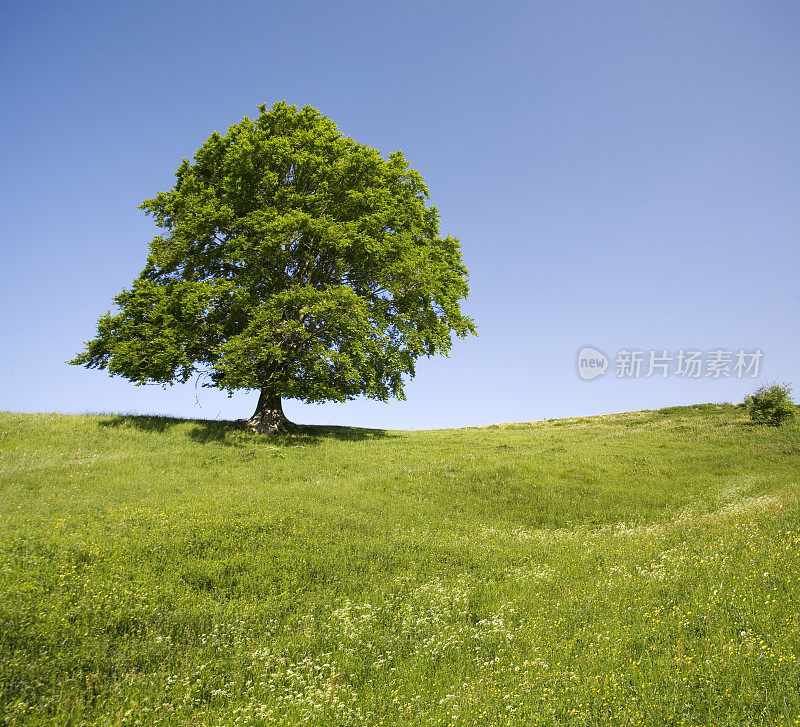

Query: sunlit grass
[[1, 403, 799, 725]]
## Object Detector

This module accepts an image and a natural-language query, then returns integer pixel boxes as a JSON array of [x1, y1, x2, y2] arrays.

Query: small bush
[[744, 383, 797, 426]]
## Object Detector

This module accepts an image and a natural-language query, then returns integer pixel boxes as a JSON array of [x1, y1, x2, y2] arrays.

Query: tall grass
[[1, 404, 799, 725]]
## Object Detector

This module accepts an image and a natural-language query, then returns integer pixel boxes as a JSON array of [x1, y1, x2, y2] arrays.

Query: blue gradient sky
[[2, 1, 798, 429]]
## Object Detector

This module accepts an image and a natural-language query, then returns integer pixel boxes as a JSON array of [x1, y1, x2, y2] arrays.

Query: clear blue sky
[[1, 1, 798, 429]]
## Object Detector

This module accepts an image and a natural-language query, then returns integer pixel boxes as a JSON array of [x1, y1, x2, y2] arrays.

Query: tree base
[[245, 389, 295, 435], [244, 413, 295, 435]]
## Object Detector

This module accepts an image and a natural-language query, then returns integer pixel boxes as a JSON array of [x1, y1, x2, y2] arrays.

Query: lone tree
[[71, 101, 476, 433]]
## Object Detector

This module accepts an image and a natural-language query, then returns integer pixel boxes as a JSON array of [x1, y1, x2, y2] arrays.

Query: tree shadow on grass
[[97, 414, 393, 446], [97, 414, 178, 433]]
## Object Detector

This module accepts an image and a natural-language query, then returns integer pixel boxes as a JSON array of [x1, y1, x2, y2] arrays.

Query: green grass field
[[1, 404, 799, 726]]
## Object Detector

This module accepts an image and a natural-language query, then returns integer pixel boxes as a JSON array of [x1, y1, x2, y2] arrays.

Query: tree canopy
[[71, 101, 476, 432]]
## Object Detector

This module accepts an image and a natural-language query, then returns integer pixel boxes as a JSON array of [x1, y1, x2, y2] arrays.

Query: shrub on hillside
[[744, 383, 797, 427]]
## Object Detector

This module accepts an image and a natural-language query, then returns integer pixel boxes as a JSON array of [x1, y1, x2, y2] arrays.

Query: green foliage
[[744, 383, 797, 427], [2, 405, 800, 724], [71, 101, 475, 403]]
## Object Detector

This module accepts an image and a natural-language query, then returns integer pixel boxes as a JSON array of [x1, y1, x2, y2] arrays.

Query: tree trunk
[[245, 388, 294, 435]]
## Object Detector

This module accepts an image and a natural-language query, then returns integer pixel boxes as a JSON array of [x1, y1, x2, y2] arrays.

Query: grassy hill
[[1, 404, 799, 726]]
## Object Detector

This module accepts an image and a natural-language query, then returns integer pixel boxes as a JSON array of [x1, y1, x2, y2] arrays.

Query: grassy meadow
[[1, 404, 799, 726]]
